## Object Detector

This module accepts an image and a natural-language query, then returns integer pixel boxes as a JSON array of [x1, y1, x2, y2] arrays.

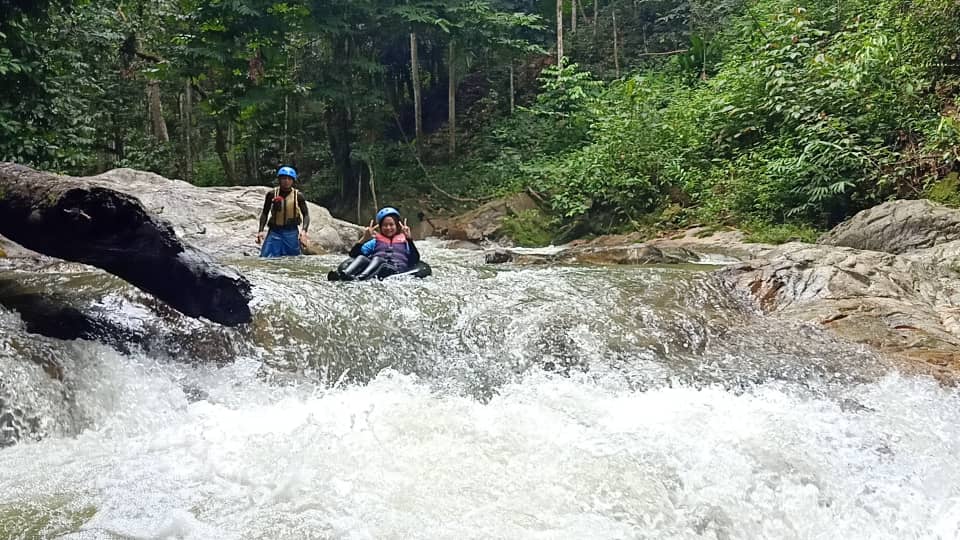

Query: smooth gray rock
[[91, 168, 362, 257], [818, 199, 960, 254]]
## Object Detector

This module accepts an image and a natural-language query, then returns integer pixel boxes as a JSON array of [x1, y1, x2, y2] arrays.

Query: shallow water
[[1, 243, 958, 539]]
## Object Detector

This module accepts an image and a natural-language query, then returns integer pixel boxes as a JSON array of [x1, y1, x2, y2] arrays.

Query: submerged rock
[[482, 241, 708, 266], [446, 240, 484, 251], [484, 248, 513, 264]]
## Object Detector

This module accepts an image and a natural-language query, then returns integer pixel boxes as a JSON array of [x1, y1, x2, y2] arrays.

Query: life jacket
[[270, 187, 301, 228], [373, 232, 409, 268]]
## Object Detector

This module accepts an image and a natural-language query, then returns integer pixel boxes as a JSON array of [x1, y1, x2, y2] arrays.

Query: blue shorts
[[260, 228, 301, 257]]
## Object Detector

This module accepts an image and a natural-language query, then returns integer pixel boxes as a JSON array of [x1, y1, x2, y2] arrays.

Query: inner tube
[[327, 257, 432, 281]]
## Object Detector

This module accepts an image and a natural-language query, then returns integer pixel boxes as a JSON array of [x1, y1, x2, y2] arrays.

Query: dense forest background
[[2, 0, 960, 242]]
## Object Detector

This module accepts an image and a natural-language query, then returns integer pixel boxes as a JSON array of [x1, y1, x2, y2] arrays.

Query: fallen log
[[0, 162, 252, 325]]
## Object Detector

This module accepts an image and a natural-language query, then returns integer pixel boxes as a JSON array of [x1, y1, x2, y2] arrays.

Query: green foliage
[[191, 156, 228, 187], [500, 208, 554, 246], [742, 221, 819, 244], [436, 0, 960, 236], [925, 172, 960, 207], [0, 0, 545, 200], [3, 0, 960, 243]]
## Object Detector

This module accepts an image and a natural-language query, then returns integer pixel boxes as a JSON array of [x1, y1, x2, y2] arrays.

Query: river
[[1, 242, 958, 539]]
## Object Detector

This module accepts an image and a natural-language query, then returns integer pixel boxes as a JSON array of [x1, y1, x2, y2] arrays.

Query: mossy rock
[[926, 172, 960, 207], [500, 209, 555, 247]]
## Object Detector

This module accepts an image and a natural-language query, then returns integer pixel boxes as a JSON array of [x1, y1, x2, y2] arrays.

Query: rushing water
[[0, 243, 958, 539]]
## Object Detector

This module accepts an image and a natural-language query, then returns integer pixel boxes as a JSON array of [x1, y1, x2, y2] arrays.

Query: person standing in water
[[256, 166, 310, 257]]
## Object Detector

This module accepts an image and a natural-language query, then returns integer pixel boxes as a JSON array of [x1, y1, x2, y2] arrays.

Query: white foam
[[2, 365, 958, 539]]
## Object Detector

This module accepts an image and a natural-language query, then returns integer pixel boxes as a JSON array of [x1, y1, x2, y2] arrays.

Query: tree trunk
[[326, 106, 355, 201], [410, 33, 423, 146], [509, 62, 515, 114], [183, 79, 193, 183], [0, 162, 252, 325], [593, 0, 598, 38], [356, 172, 362, 223], [448, 39, 456, 157], [367, 160, 379, 211], [283, 95, 289, 158], [571, 0, 577, 33], [214, 121, 238, 184], [556, 0, 564, 65], [578, 0, 589, 28], [613, 9, 620, 77], [146, 80, 170, 143]]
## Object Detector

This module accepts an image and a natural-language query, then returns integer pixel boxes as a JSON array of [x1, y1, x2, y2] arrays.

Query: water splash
[[0, 243, 954, 538]]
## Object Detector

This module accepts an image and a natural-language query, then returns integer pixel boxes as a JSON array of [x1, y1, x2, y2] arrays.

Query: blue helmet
[[277, 166, 297, 180], [376, 206, 401, 224]]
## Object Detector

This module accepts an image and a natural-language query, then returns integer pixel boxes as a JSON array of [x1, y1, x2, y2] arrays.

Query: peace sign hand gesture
[[361, 219, 378, 241], [400, 218, 412, 237]]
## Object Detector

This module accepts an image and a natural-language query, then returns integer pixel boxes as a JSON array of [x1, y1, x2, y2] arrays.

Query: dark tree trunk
[[411, 32, 423, 145], [326, 106, 356, 202], [556, 0, 564, 64], [214, 121, 238, 184], [448, 40, 456, 157], [183, 79, 193, 183], [0, 162, 252, 326]]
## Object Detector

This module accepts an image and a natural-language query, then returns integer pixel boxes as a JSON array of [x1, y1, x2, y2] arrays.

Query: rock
[[0, 235, 39, 258], [720, 242, 960, 380], [564, 228, 774, 263], [89, 168, 363, 257], [818, 199, 960, 254], [0, 278, 138, 355], [446, 240, 483, 251], [444, 193, 538, 242], [0, 162, 252, 326], [484, 243, 705, 266], [902, 239, 960, 268], [564, 244, 688, 265], [484, 249, 513, 264], [416, 216, 450, 239]]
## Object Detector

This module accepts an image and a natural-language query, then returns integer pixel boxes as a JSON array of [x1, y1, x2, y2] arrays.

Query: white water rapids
[[1, 243, 959, 539]]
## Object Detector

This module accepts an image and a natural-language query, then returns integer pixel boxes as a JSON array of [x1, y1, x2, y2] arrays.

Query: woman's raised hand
[[400, 218, 412, 237], [361, 219, 378, 241]]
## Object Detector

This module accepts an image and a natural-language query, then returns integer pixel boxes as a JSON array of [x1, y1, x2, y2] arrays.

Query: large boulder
[[818, 199, 960, 254], [0, 235, 36, 258], [0, 163, 252, 326], [90, 168, 362, 257], [720, 243, 960, 380], [444, 192, 538, 242]]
